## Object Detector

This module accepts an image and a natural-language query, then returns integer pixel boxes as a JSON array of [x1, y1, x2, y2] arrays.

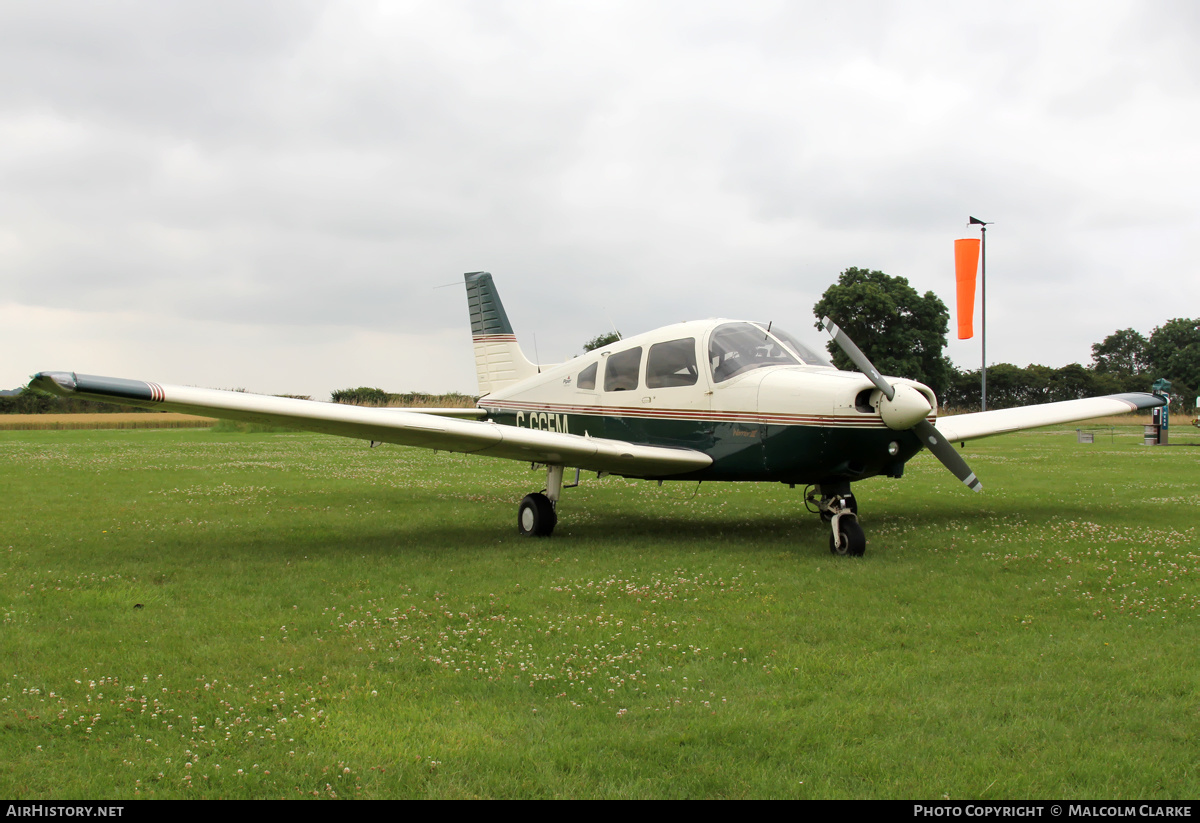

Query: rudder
[[464, 271, 538, 397]]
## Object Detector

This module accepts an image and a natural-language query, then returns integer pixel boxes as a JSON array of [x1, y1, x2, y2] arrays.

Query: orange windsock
[[954, 238, 981, 340]]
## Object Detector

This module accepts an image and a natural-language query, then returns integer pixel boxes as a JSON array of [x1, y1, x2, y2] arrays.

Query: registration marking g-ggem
[[516, 410, 570, 434]]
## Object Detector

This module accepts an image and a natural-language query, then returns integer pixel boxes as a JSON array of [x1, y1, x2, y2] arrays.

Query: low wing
[[934, 392, 1164, 443], [28, 372, 712, 477]]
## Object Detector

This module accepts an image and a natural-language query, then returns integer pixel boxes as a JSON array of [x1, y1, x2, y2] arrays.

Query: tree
[[812, 267, 952, 397], [942, 367, 981, 411], [941, 361, 1110, 411], [978, 363, 1037, 408], [1047, 363, 1098, 402], [1091, 328, 1149, 376], [1146, 319, 1200, 383], [1146, 318, 1200, 411], [583, 331, 622, 352]]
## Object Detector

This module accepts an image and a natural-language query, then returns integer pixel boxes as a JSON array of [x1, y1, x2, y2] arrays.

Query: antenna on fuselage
[[533, 333, 541, 373]]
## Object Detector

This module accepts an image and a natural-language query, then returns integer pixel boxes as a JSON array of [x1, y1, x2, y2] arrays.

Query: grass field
[[2, 423, 1198, 799]]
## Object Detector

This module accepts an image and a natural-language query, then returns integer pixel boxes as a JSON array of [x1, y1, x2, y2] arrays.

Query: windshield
[[756, 324, 835, 368], [708, 322, 800, 382]]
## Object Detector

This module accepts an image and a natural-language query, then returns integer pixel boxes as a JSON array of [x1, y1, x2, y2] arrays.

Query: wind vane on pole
[[955, 218, 993, 411]]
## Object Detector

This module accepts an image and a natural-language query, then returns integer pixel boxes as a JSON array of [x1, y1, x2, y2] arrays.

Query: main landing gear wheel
[[517, 492, 557, 537], [829, 516, 866, 556]]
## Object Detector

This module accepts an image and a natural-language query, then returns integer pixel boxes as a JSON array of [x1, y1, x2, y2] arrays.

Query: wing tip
[[28, 371, 77, 396], [1109, 392, 1168, 411]]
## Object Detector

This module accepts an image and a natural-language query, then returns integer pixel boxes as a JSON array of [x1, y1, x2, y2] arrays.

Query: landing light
[[887, 441, 900, 456]]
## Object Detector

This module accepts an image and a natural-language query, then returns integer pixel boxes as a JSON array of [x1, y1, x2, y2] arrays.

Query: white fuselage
[[476, 319, 936, 483]]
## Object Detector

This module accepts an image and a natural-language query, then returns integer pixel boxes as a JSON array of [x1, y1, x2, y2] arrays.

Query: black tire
[[829, 517, 866, 557], [517, 493, 557, 537]]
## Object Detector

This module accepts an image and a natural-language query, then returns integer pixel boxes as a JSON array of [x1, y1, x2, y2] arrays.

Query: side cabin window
[[646, 338, 698, 388], [604, 347, 642, 391], [577, 362, 598, 390], [708, 322, 799, 383]]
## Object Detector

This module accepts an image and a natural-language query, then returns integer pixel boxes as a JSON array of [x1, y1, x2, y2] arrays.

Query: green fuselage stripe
[[484, 407, 919, 483]]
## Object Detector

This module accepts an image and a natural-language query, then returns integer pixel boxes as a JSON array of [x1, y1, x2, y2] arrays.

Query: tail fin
[[464, 271, 538, 397]]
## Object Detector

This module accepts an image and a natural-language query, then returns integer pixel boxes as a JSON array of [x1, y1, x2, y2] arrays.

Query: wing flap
[[29, 372, 711, 477], [934, 393, 1165, 443]]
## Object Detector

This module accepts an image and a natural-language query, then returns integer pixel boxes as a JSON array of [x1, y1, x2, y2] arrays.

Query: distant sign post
[[1150, 378, 1172, 445]]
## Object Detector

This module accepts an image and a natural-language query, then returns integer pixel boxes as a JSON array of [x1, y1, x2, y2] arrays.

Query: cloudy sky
[[3, 0, 1197, 399]]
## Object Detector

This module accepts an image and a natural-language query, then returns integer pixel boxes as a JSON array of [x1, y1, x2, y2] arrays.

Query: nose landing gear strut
[[806, 485, 866, 556]]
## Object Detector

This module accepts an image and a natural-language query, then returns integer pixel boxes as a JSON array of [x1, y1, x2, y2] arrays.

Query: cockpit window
[[646, 338, 698, 388], [759, 324, 835, 368], [708, 323, 799, 382], [578, 362, 598, 390], [604, 347, 642, 391]]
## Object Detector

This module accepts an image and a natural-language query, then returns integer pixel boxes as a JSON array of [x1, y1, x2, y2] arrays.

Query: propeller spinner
[[821, 317, 982, 493]]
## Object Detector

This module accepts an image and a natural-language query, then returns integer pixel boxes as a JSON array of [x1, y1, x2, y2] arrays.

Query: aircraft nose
[[880, 384, 933, 430]]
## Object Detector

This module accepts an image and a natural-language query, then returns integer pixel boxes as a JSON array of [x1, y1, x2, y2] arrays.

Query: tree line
[[1, 385, 474, 414], [329, 387, 476, 408], [0, 389, 161, 415]]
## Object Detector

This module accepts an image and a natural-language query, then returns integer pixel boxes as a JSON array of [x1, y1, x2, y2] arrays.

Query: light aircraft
[[30, 271, 1164, 556]]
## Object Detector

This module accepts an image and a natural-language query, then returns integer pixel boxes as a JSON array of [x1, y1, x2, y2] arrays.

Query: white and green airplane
[[30, 271, 1164, 556]]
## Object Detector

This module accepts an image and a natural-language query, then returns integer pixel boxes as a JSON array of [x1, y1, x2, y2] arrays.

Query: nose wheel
[[807, 486, 866, 556], [829, 512, 865, 556]]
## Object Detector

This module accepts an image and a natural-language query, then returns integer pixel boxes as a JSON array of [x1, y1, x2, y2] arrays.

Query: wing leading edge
[[28, 372, 712, 478], [934, 392, 1165, 443]]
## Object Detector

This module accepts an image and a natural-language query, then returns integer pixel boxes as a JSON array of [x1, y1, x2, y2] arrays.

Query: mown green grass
[[2, 425, 1198, 799]]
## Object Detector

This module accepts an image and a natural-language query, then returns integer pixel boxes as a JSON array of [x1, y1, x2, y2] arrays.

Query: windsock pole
[[969, 216, 991, 411]]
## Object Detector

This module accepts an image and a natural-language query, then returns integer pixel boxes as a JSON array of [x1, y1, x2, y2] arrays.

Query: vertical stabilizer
[[464, 271, 538, 397]]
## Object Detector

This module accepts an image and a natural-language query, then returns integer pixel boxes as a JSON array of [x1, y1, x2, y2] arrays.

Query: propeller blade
[[820, 316, 893, 400], [914, 419, 982, 492], [821, 316, 982, 493]]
